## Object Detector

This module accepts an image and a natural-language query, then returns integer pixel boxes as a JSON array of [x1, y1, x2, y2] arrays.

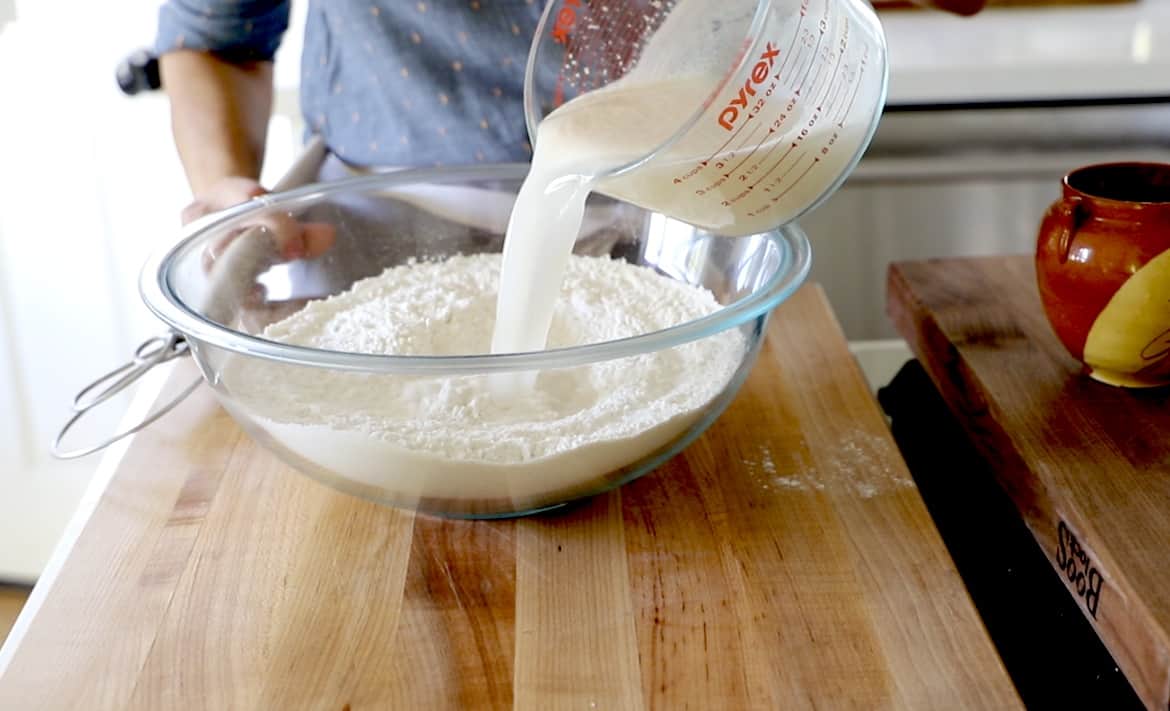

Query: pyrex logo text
[[718, 42, 781, 131]]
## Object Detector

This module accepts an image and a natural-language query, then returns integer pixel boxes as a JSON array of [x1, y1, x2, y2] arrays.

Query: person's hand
[[181, 175, 268, 225], [184, 175, 339, 331], [184, 175, 336, 265]]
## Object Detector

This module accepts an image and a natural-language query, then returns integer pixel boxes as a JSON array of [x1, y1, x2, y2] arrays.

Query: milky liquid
[[489, 78, 716, 369], [491, 0, 882, 384]]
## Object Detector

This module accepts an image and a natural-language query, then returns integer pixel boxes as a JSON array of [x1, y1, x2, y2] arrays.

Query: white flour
[[225, 253, 744, 506]]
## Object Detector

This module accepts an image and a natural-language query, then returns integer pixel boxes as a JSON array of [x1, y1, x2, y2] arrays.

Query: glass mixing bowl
[[139, 164, 811, 518]]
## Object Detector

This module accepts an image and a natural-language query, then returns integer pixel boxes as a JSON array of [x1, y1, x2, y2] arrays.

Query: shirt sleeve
[[155, 0, 290, 62]]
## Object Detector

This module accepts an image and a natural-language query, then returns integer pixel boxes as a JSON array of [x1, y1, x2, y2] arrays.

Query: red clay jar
[[1036, 162, 1170, 388]]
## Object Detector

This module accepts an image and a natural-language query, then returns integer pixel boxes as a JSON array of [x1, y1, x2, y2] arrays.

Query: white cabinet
[[802, 103, 1170, 342]]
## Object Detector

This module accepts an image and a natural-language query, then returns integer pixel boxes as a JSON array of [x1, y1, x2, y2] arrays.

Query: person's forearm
[[159, 50, 274, 196]]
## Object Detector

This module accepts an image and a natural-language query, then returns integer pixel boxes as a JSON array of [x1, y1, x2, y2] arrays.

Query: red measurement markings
[[733, 119, 764, 151], [795, 27, 825, 96], [802, 55, 827, 100], [701, 113, 754, 167], [771, 151, 810, 189], [814, 18, 848, 109], [777, 12, 805, 81], [744, 150, 823, 217], [787, 38, 811, 91], [821, 75, 847, 118], [551, 0, 582, 44], [749, 142, 798, 191], [770, 156, 820, 202], [551, 3, 586, 101], [805, 0, 836, 92], [816, 58, 845, 111], [787, 47, 806, 90], [713, 122, 764, 179], [695, 173, 730, 196], [725, 124, 777, 179], [833, 54, 866, 127]]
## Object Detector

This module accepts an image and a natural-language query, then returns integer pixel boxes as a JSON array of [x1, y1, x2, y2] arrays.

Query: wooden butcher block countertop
[[0, 284, 1019, 709], [888, 256, 1170, 711]]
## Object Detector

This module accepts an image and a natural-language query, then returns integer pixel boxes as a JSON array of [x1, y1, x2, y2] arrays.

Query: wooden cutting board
[[0, 284, 1019, 709], [888, 256, 1170, 711], [872, 0, 1135, 10]]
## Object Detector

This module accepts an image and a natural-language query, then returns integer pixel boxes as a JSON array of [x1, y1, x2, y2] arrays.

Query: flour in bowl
[[222, 253, 745, 508]]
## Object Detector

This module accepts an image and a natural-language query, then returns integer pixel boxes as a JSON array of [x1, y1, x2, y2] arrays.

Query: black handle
[[116, 49, 161, 96]]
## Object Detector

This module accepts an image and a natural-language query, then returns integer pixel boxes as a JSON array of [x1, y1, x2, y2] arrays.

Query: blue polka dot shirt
[[155, 0, 553, 168]]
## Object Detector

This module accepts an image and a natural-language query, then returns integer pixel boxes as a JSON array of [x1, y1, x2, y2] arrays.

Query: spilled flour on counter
[[224, 253, 744, 504]]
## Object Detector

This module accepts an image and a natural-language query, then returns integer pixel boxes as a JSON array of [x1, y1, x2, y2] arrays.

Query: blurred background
[[1, 0, 1169, 630], [0, 0, 307, 589]]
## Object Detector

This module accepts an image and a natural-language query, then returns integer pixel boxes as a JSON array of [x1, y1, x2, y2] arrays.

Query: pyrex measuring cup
[[524, 0, 888, 236]]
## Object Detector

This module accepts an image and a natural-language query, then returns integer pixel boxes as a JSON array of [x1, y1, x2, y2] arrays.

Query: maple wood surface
[[0, 284, 1018, 710], [888, 256, 1170, 711]]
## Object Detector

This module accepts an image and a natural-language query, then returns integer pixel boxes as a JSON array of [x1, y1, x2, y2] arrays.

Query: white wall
[[0, 0, 304, 583]]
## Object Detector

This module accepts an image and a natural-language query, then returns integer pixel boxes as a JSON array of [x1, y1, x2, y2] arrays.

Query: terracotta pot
[[1036, 162, 1170, 388]]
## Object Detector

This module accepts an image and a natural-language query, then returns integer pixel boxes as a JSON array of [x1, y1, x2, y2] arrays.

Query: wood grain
[[0, 587, 28, 647], [888, 255, 1170, 711], [514, 494, 643, 709], [0, 284, 1019, 709]]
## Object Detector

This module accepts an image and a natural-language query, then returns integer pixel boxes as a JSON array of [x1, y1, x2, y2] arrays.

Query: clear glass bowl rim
[[138, 163, 812, 376]]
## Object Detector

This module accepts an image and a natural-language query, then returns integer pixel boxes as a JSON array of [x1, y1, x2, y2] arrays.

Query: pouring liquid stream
[[488, 77, 716, 394], [490, 0, 882, 394]]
